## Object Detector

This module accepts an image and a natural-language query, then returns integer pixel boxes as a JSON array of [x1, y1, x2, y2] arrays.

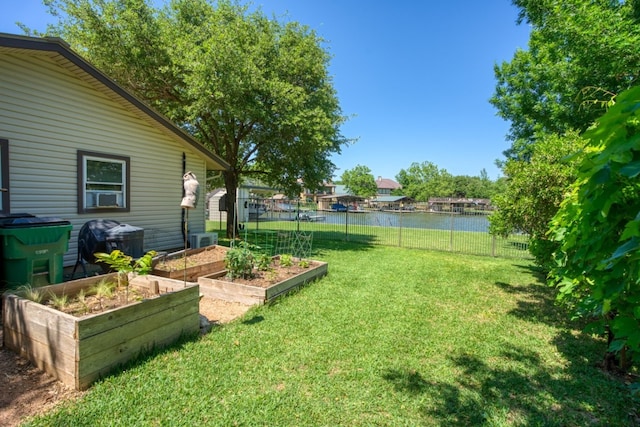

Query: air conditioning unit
[[96, 193, 118, 207], [190, 232, 218, 248]]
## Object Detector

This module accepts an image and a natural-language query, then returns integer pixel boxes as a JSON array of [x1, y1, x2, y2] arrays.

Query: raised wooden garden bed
[[198, 258, 328, 305], [2, 273, 200, 390], [151, 245, 229, 282]]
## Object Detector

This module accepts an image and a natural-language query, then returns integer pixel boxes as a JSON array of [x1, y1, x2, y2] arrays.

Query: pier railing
[[207, 198, 531, 259]]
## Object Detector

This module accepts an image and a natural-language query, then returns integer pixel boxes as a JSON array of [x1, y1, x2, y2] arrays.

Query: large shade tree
[[340, 165, 377, 198], [451, 169, 493, 199], [489, 0, 640, 267], [40, 0, 349, 237], [395, 161, 454, 202], [491, 0, 640, 161]]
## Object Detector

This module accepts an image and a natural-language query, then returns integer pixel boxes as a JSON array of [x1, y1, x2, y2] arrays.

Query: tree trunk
[[224, 171, 240, 239], [604, 322, 632, 372]]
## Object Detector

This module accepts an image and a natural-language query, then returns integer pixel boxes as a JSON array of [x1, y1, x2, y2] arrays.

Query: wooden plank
[[198, 276, 266, 301], [198, 277, 265, 297], [3, 326, 77, 387], [3, 315, 77, 355], [129, 274, 197, 292], [32, 273, 119, 297], [3, 278, 200, 390], [3, 294, 77, 346], [265, 262, 327, 300], [77, 297, 200, 359], [197, 261, 328, 304], [198, 284, 264, 305], [197, 271, 265, 304], [151, 260, 226, 281], [77, 285, 199, 340], [151, 246, 228, 281]]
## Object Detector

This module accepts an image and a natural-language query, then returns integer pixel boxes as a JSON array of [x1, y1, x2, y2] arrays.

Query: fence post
[[449, 208, 454, 252], [398, 208, 403, 247], [345, 209, 349, 241], [492, 234, 496, 257]]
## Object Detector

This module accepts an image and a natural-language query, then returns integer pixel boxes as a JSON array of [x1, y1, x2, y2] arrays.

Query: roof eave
[[0, 33, 230, 172]]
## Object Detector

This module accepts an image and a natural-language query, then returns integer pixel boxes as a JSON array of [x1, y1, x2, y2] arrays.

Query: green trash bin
[[0, 215, 72, 288]]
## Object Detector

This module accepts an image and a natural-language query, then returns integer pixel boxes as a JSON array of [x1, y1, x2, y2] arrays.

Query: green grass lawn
[[210, 219, 532, 259], [26, 242, 636, 426]]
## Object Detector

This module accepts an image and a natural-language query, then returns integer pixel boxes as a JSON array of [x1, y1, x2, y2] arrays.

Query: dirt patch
[[153, 246, 228, 272], [199, 296, 254, 324], [221, 258, 322, 288], [37, 280, 157, 317], [0, 295, 252, 426]]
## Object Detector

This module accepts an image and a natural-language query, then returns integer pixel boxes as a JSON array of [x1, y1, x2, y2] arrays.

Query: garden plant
[[24, 242, 637, 426]]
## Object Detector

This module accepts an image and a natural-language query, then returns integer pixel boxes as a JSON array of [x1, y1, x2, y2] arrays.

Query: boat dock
[[296, 213, 326, 222]]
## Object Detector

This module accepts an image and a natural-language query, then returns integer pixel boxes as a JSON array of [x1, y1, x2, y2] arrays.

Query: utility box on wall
[[190, 232, 218, 248]]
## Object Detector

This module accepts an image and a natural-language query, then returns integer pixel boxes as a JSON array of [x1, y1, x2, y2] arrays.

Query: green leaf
[[609, 339, 627, 352], [621, 220, 640, 240], [611, 315, 639, 338], [619, 161, 640, 178], [592, 164, 611, 185], [606, 237, 640, 262]]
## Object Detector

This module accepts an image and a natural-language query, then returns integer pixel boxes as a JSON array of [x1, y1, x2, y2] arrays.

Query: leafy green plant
[[279, 254, 293, 267], [94, 249, 157, 301], [298, 259, 310, 268], [549, 85, 640, 371], [256, 253, 273, 271], [488, 131, 584, 271], [265, 269, 278, 283], [225, 242, 255, 280]]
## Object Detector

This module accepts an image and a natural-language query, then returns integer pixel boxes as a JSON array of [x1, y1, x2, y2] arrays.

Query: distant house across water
[[376, 177, 401, 195]]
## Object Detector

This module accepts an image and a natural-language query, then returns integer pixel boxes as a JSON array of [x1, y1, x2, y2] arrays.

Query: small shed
[[207, 189, 227, 222]]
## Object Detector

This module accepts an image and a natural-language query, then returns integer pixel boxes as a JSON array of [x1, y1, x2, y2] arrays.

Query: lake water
[[263, 210, 491, 232]]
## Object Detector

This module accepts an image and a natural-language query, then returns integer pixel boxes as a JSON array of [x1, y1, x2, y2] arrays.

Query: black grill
[[78, 219, 121, 263], [73, 219, 121, 276]]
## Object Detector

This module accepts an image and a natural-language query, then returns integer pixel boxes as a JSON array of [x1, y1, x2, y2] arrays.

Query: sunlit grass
[[208, 219, 531, 259], [26, 243, 635, 426]]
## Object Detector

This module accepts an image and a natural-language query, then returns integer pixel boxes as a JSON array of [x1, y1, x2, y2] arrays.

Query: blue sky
[[0, 0, 530, 181]]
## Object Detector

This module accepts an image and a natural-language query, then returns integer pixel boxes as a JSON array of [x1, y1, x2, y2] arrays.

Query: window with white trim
[[78, 150, 130, 213]]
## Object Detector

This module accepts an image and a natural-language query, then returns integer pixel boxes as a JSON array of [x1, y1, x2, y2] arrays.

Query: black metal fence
[[207, 198, 531, 259]]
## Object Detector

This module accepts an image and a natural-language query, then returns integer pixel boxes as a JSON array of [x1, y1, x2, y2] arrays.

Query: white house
[[0, 33, 229, 267]]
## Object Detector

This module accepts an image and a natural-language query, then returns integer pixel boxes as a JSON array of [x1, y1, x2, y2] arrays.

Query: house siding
[[0, 52, 208, 266]]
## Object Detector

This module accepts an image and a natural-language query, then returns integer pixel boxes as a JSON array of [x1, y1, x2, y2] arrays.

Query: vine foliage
[[550, 86, 640, 371]]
